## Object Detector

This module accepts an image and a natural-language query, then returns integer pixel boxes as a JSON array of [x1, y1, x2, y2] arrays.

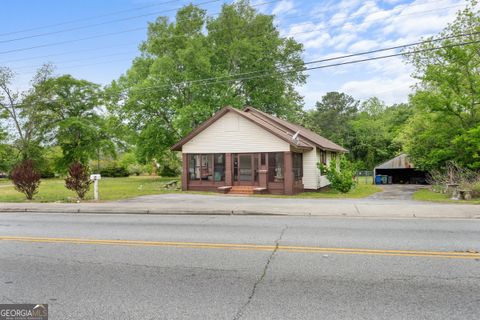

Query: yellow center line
[[0, 236, 479, 260]]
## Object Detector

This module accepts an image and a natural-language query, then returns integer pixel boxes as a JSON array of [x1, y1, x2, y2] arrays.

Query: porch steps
[[229, 186, 256, 195]]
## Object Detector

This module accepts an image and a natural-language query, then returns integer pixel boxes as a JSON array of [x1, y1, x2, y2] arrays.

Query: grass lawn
[[0, 177, 381, 203], [0, 176, 189, 203], [413, 188, 480, 204], [256, 179, 381, 199]]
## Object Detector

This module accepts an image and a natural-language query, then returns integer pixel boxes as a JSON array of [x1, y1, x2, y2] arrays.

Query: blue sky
[[0, 0, 468, 109]]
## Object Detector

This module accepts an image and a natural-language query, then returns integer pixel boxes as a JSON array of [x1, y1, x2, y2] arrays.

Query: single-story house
[[374, 153, 427, 184], [171, 106, 347, 195]]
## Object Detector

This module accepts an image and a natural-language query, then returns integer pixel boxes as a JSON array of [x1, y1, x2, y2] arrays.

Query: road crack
[[232, 225, 287, 320]]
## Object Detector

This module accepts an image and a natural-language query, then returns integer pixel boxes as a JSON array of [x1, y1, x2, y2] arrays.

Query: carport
[[374, 154, 427, 184]]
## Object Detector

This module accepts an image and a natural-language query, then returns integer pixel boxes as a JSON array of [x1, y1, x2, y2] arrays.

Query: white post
[[94, 180, 99, 201], [90, 174, 101, 201]]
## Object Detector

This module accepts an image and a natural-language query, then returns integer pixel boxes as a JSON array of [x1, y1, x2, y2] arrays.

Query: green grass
[[0, 176, 191, 203], [256, 180, 381, 199], [413, 188, 480, 204], [0, 176, 381, 203]]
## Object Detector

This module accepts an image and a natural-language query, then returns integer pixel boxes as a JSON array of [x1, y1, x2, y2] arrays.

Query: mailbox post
[[90, 174, 101, 201]]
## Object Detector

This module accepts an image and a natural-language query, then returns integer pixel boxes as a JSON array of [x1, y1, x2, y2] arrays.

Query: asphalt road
[[0, 213, 479, 320]]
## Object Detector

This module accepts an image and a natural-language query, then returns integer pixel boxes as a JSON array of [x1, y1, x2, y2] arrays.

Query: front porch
[[182, 152, 304, 195]]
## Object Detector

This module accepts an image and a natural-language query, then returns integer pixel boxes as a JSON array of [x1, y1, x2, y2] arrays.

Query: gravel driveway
[[366, 184, 427, 200]]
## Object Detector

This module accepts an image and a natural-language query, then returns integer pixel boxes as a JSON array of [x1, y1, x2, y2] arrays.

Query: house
[[171, 106, 347, 195]]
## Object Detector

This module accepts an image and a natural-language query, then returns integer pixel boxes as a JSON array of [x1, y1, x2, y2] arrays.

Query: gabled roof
[[375, 154, 414, 169], [171, 106, 348, 152], [243, 107, 348, 152]]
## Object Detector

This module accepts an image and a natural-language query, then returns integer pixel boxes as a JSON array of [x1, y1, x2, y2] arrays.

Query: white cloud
[[340, 73, 416, 104], [272, 0, 295, 16], [348, 39, 379, 52]]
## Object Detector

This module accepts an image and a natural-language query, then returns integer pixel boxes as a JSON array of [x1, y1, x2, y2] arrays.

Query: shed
[[374, 154, 427, 184]]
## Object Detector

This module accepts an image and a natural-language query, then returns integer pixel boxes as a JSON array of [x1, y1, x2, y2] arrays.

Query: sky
[[0, 0, 469, 109]]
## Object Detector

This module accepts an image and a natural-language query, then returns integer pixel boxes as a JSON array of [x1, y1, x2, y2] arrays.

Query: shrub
[[100, 166, 129, 177], [318, 156, 356, 193], [65, 162, 92, 200], [10, 160, 41, 200], [160, 165, 180, 177], [127, 164, 142, 176]]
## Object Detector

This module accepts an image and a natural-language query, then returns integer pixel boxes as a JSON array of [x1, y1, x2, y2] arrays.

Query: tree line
[[1, 0, 479, 179]]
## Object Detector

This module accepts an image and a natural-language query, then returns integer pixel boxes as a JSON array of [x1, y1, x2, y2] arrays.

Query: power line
[[0, 0, 183, 37], [0, 0, 280, 56], [0, 0, 222, 44], [10, 51, 138, 71], [0, 1, 462, 59], [0, 0, 283, 44], [1, 42, 139, 64], [125, 31, 480, 91]]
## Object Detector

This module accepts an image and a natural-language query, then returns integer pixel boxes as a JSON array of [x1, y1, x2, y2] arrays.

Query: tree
[[348, 98, 411, 169], [0, 65, 53, 160], [305, 92, 359, 145], [403, 0, 480, 169], [107, 0, 306, 163], [65, 162, 92, 200], [10, 160, 41, 200], [33, 75, 115, 171]]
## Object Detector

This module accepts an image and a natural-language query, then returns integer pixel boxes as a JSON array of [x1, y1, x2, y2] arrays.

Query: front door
[[234, 154, 256, 185]]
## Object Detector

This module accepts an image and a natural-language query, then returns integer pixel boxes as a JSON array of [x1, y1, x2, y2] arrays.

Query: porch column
[[182, 153, 188, 191], [284, 151, 294, 195], [225, 153, 233, 186]]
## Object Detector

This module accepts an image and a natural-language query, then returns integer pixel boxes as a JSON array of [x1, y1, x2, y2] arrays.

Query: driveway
[[366, 184, 427, 200]]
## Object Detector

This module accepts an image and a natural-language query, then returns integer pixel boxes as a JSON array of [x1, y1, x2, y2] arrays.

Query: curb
[[0, 207, 479, 219]]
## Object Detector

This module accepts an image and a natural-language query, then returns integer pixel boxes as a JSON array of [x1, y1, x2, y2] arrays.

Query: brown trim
[[182, 153, 188, 191], [171, 107, 232, 151], [171, 106, 314, 151], [243, 106, 348, 153], [225, 153, 232, 186], [284, 151, 294, 195]]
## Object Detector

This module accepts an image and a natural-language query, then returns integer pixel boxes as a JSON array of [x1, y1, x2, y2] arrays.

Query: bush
[[318, 157, 356, 193], [160, 165, 180, 177], [100, 166, 129, 177], [127, 164, 142, 176], [65, 162, 92, 200], [10, 160, 41, 200]]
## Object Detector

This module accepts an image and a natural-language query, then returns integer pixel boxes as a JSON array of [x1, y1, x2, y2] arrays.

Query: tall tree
[[107, 0, 306, 163], [305, 92, 359, 145], [0, 65, 52, 160], [34, 75, 115, 170], [403, 0, 480, 169]]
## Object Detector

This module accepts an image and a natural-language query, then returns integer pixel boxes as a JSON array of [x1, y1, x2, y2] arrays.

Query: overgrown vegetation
[[318, 157, 356, 193]]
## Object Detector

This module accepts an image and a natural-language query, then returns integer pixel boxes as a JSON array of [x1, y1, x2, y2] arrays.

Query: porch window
[[214, 153, 225, 181], [188, 154, 201, 180], [188, 154, 224, 182], [268, 152, 284, 182], [293, 152, 303, 181]]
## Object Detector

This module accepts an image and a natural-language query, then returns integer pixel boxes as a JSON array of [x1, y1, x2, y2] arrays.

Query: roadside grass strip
[[1, 236, 479, 260]]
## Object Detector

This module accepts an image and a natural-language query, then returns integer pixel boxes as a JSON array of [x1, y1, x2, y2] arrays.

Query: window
[[268, 152, 284, 182], [188, 154, 224, 182], [214, 154, 225, 181], [293, 153, 303, 181], [320, 150, 327, 165], [188, 154, 201, 180]]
